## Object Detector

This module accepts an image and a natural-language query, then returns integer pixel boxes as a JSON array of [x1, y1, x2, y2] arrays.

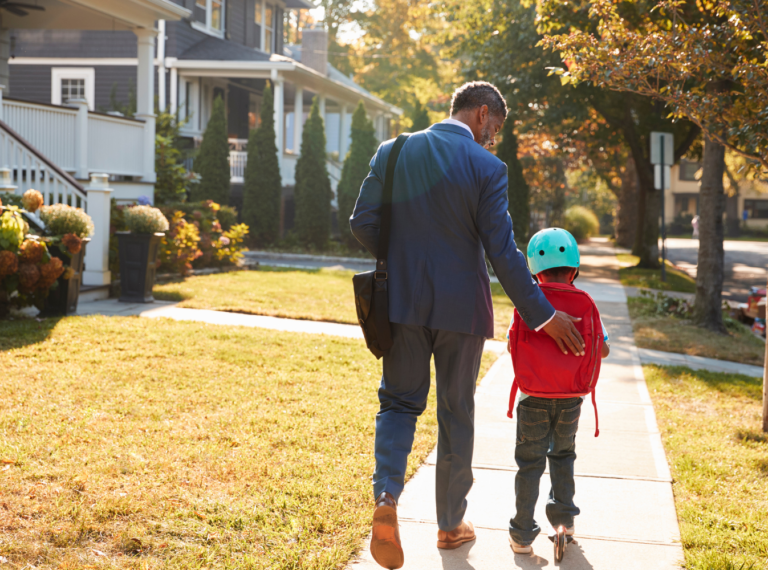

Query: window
[[185, 81, 192, 121], [51, 68, 95, 110], [674, 194, 699, 217], [192, 0, 226, 36], [744, 199, 768, 220], [679, 159, 701, 181], [265, 4, 275, 53]]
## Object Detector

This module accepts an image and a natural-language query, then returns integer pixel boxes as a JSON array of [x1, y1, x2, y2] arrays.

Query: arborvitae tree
[[294, 97, 332, 247], [409, 99, 431, 132], [191, 95, 230, 204], [495, 118, 530, 243], [337, 101, 378, 247], [154, 111, 188, 205], [242, 82, 282, 245]]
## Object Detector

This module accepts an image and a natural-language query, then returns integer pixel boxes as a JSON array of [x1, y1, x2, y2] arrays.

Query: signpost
[[651, 132, 674, 281]]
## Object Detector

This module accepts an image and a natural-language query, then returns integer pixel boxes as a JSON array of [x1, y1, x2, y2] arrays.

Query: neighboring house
[[664, 159, 768, 229], [0, 0, 190, 292], [8, 0, 402, 231]]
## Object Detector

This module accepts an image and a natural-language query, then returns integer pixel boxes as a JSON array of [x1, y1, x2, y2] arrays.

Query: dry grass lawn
[[0, 316, 497, 569], [617, 253, 697, 293], [153, 267, 516, 340], [646, 365, 768, 569], [628, 296, 765, 366]]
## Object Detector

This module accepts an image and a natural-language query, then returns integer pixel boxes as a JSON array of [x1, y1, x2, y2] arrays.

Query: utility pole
[[651, 132, 673, 280]]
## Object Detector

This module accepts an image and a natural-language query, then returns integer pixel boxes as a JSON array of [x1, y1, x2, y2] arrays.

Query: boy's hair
[[537, 266, 578, 281]]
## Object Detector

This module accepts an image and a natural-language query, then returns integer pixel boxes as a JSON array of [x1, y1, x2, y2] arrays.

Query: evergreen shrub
[[294, 97, 332, 248], [563, 206, 600, 241], [337, 101, 378, 247], [495, 119, 530, 244], [192, 95, 230, 205], [242, 82, 282, 245]]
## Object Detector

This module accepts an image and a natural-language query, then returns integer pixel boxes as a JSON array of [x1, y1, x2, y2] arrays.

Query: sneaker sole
[[508, 535, 532, 554], [371, 504, 403, 569]]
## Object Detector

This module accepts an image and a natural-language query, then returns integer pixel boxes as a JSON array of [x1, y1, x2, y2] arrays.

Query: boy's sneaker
[[508, 535, 532, 554]]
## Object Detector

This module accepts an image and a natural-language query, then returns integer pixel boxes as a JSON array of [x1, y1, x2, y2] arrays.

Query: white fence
[[0, 95, 146, 179]]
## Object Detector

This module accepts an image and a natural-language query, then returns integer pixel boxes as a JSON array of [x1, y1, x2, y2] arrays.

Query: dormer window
[[193, 0, 226, 36]]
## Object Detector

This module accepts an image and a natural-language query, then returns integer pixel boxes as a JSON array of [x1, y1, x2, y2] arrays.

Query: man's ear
[[478, 104, 489, 125]]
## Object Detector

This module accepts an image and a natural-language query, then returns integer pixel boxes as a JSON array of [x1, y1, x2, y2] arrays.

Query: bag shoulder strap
[[376, 133, 410, 274]]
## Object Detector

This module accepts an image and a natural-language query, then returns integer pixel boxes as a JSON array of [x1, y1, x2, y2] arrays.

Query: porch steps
[[79, 284, 110, 303]]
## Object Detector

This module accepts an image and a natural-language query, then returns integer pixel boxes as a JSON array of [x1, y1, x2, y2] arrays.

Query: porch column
[[339, 104, 349, 159], [293, 85, 303, 153], [83, 173, 112, 287], [0, 29, 9, 92], [157, 20, 166, 111], [170, 67, 178, 116], [72, 99, 89, 180], [318, 95, 326, 121], [135, 28, 157, 184]]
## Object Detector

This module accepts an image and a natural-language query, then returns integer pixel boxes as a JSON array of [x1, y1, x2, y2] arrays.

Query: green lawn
[[628, 296, 765, 366], [646, 365, 768, 569], [154, 266, 516, 340], [0, 316, 497, 569], [617, 253, 697, 293]]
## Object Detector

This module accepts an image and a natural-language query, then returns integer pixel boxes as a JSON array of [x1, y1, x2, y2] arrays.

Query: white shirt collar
[[440, 118, 474, 138]]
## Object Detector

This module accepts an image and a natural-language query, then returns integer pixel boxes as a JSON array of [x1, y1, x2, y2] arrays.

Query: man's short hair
[[450, 82, 507, 118]]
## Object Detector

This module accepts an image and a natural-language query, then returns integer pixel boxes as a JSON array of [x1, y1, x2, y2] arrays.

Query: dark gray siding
[[227, 85, 250, 139], [276, 7, 284, 55], [167, 20, 211, 57], [8, 64, 159, 112], [11, 30, 138, 58], [227, 0, 247, 45]]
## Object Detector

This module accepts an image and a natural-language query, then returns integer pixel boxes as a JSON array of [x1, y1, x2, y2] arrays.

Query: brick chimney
[[301, 24, 328, 76]]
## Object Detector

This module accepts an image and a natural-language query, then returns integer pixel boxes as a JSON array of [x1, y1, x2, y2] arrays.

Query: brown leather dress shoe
[[370, 492, 404, 569], [437, 520, 476, 550]]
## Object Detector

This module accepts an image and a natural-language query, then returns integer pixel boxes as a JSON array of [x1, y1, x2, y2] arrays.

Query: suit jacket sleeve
[[477, 162, 555, 330], [349, 144, 387, 257]]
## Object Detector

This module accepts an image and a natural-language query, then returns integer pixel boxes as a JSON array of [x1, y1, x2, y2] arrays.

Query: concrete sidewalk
[[348, 249, 685, 569]]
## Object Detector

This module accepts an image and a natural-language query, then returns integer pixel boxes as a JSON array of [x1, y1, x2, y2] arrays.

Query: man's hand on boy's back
[[542, 311, 585, 356]]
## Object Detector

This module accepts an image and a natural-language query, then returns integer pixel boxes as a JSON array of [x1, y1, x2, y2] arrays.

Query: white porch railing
[[0, 119, 87, 207], [0, 120, 112, 287], [229, 150, 247, 183], [0, 92, 147, 180]]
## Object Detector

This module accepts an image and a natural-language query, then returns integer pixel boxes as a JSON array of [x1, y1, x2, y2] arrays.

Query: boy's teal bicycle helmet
[[527, 227, 580, 275]]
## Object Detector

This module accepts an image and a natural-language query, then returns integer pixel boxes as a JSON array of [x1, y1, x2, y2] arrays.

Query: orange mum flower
[[0, 250, 18, 278], [21, 189, 44, 213], [19, 240, 45, 264], [38, 257, 64, 290], [18, 263, 40, 292], [62, 233, 82, 255]]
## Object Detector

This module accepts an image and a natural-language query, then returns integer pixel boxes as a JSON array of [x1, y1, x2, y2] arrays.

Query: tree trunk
[[615, 156, 639, 248], [693, 137, 727, 333], [632, 158, 660, 268]]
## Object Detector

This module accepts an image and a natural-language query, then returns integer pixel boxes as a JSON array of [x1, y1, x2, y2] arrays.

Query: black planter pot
[[117, 232, 164, 303], [39, 239, 89, 317]]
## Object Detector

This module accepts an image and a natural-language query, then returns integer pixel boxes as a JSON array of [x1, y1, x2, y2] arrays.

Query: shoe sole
[[437, 534, 476, 550], [508, 535, 532, 554], [371, 504, 404, 569]]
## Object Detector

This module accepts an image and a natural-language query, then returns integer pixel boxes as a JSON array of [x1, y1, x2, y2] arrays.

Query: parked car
[[737, 286, 766, 323]]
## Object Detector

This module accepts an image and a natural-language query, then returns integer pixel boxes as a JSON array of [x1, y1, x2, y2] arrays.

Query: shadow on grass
[[0, 316, 63, 352], [650, 365, 763, 400]]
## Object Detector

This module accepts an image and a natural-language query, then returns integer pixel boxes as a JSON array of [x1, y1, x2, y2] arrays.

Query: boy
[[507, 228, 610, 554]]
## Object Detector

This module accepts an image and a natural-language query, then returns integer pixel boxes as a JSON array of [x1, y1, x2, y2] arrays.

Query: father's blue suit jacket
[[350, 123, 554, 339]]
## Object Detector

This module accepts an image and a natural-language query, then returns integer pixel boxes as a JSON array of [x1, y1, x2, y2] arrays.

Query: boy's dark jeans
[[509, 396, 583, 546]]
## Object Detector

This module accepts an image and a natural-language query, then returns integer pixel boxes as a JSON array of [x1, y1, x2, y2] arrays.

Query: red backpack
[[507, 282, 603, 437]]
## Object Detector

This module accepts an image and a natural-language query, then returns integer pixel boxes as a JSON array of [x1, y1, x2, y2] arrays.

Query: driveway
[[662, 238, 768, 302]]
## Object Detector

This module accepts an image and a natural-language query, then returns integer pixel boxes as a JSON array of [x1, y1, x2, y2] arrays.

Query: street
[[663, 238, 768, 301]]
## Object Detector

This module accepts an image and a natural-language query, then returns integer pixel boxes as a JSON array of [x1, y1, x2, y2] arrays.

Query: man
[[350, 81, 584, 569]]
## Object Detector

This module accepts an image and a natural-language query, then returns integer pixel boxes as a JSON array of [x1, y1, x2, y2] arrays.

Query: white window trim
[[51, 67, 95, 111], [191, 0, 226, 38]]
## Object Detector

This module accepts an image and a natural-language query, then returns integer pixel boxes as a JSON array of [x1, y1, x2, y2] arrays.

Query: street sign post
[[651, 132, 674, 281]]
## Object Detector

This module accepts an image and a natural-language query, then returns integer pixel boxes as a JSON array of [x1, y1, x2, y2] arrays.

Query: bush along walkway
[[349, 249, 685, 569]]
